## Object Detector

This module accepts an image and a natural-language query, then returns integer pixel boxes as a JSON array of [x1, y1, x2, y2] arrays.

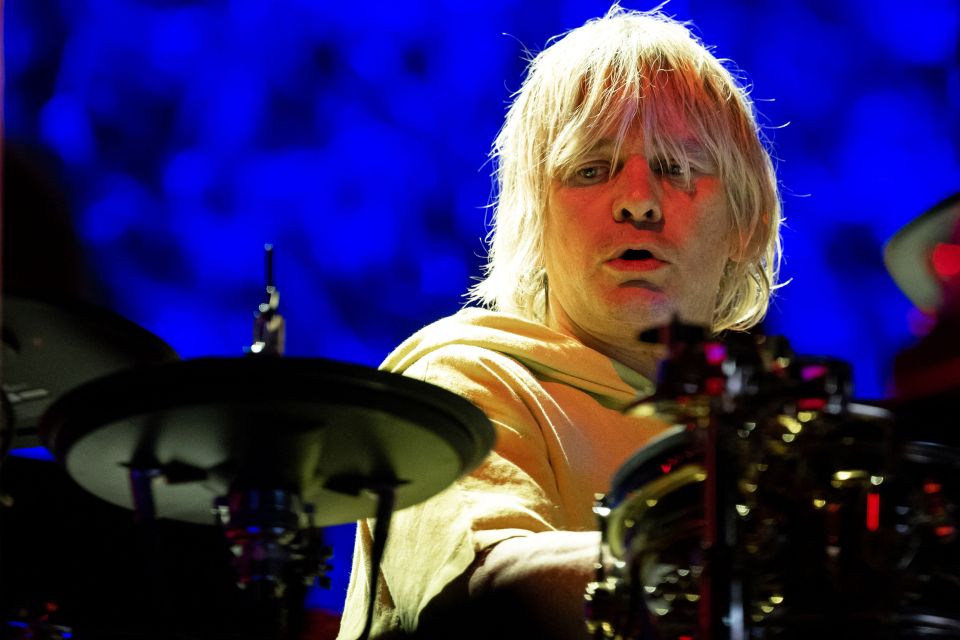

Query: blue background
[[5, 0, 959, 614]]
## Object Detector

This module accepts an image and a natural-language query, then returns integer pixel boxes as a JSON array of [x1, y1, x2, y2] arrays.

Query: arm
[[468, 530, 600, 640], [415, 530, 600, 640]]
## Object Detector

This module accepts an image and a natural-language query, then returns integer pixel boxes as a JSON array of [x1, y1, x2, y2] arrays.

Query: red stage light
[[932, 242, 960, 279], [923, 481, 942, 494], [798, 398, 827, 411], [867, 493, 880, 532], [706, 377, 725, 396]]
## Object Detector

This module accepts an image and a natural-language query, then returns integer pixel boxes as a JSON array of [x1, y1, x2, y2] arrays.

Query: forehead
[[568, 108, 708, 164], [580, 78, 713, 144]]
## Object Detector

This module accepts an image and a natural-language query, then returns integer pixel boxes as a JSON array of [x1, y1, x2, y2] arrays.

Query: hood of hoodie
[[381, 308, 659, 407]]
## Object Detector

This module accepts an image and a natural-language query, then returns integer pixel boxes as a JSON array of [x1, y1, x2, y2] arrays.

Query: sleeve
[[337, 345, 573, 639]]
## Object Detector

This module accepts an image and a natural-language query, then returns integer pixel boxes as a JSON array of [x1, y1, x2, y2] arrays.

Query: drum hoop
[[608, 463, 707, 560]]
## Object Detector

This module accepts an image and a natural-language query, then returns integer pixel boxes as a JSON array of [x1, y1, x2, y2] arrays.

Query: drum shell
[[591, 403, 960, 639]]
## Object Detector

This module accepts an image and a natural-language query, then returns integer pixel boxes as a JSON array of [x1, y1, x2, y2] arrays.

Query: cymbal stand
[[2, 392, 72, 638], [637, 320, 747, 640], [248, 245, 402, 637], [119, 245, 334, 638], [219, 244, 330, 637], [214, 488, 332, 638], [125, 450, 174, 632]]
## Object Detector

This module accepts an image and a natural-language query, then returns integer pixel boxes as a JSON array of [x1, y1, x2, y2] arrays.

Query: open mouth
[[620, 249, 653, 260], [608, 248, 667, 273]]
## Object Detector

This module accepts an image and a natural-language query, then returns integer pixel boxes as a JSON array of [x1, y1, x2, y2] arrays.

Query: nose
[[614, 204, 662, 224], [612, 157, 663, 226]]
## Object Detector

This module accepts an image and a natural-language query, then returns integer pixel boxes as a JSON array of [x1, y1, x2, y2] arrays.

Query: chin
[[614, 289, 717, 329], [607, 300, 674, 336]]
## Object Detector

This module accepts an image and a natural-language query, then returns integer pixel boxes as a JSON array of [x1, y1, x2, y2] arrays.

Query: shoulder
[[403, 342, 542, 414], [382, 308, 562, 374], [384, 307, 555, 398]]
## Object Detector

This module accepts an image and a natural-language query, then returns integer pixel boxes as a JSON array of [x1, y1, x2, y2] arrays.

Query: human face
[[543, 124, 734, 357]]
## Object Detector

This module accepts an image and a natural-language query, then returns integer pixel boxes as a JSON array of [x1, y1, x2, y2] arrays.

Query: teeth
[[622, 249, 652, 260]]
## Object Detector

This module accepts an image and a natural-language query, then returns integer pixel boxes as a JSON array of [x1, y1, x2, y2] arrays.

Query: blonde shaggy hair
[[467, 5, 782, 333]]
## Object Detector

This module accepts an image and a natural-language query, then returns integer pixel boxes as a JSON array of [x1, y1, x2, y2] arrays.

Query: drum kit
[[1, 193, 958, 639], [586, 193, 960, 639]]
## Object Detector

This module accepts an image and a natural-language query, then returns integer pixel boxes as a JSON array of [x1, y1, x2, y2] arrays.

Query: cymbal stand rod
[[128, 466, 161, 523], [359, 484, 397, 640], [249, 244, 285, 356], [702, 408, 744, 640], [265, 243, 274, 290], [127, 465, 165, 628]]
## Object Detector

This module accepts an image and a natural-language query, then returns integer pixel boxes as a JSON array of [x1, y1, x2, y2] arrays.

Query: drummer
[[339, 6, 782, 639]]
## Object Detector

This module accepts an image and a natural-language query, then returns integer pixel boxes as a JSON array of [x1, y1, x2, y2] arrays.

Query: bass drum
[[587, 401, 960, 639]]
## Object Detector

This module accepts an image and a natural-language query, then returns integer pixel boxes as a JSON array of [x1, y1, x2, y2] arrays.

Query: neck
[[545, 308, 664, 382], [583, 333, 664, 382]]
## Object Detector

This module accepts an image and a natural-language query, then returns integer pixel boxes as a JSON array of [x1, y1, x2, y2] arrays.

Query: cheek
[[689, 182, 735, 260], [548, 186, 613, 241], [543, 197, 570, 279], [545, 188, 589, 258]]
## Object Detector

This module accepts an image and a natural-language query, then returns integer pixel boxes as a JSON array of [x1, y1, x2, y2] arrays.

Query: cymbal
[[39, 357, 495, 526], [883, 192, 960, 311], [2, 294, 179, 452]]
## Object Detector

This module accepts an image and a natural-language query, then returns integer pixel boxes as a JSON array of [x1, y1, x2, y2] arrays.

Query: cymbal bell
[[883, 192, 960, 311], [39, 357, 494, 526]]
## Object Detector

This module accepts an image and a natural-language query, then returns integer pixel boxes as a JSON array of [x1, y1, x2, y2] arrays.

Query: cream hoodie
[[338, 308, 668, 638]]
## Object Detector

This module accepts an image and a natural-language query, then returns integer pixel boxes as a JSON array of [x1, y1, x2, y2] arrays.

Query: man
[[339, 6, 782, 639]]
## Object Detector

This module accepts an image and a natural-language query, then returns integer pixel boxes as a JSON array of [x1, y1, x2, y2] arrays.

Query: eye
[[652, 158, 688, 177], [567, 162, 610, 186]]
